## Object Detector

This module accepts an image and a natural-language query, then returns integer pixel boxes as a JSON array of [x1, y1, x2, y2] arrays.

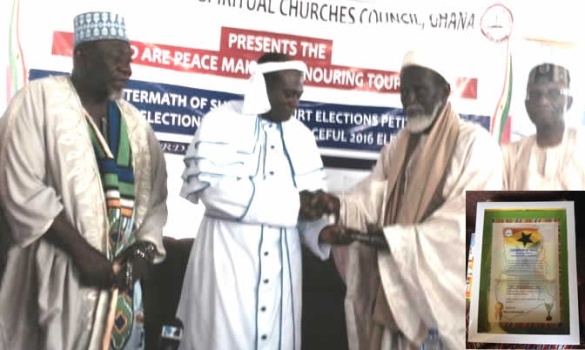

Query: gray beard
[[405, 104, 441, 134]]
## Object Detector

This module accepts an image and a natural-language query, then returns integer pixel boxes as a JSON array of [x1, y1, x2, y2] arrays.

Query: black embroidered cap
[[528, 63, 570, 87]]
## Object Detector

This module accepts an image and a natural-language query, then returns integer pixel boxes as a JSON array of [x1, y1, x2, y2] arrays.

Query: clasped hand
[[319, 223, 388, 250], [298, 190, 340, 221], [76, 242, 153, 291]]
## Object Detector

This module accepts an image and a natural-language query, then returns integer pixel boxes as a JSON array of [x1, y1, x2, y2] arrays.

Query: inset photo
[[466, 191, 585, 349]]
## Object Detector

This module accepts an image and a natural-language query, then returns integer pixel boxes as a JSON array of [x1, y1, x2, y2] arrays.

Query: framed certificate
[[468, 201, 580, 345]]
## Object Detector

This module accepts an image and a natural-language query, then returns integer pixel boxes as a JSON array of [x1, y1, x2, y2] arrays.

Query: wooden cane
[[102, 288, 119, 350]]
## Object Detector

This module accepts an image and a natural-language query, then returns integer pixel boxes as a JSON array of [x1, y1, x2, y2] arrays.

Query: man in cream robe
[[317, 49, 503, 349], [503, 63, 585, 190], [176, 54, 330, 350], [502, 63, 585, 345], [0, 15, 167, 349]]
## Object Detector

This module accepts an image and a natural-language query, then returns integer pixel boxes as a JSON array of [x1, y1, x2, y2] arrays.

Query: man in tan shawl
[[503, 63, 585, 190], [310, 49, 503, 349], [0, 10, 167, 350]]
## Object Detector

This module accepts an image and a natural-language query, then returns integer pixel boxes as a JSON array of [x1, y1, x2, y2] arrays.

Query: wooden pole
[[102, 288, 119, 350]]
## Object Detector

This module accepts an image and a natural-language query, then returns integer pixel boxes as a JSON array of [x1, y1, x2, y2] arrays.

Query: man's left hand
[[113, 242, 156, 291], [319, 224, 358, 245], [366, 223, 385, 238]]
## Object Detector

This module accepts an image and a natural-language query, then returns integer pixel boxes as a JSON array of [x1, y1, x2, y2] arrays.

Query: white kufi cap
[[401, 46, 454, 85]]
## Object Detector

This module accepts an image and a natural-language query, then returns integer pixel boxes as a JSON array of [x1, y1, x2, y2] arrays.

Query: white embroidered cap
[[242, 60, 308, 115], [73, 11, 128, 47]]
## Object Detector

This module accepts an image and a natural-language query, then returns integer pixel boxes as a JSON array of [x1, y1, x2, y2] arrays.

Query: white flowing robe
[[177, 101, 330, 350], [503, 127, 585, 190], [334, 121, 503, 350], [0, 76, 168, 350]]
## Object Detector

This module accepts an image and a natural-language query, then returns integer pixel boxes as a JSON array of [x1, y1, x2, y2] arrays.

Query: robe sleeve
[[338, 141, 393, 232], [293, 130, 331, 260], [180, 110, 300, 227], [297, 218, 331, 260], [333, 143, 389, 290], [132, 126, 168, 263], [0, 83, 64, 247], [334, 145, 390, 349], [377, 129, 503, 349]]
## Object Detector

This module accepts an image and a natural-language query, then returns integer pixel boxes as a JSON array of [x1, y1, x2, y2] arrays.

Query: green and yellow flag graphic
[[491, 41, 512, 145], [6, 0, 27, 103], [503, 227, 542, 249]]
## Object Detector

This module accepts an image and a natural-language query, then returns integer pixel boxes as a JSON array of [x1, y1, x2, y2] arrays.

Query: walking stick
[[102, 287, 119, 350]]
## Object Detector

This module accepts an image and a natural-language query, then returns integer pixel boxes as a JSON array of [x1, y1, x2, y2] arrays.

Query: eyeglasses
[[526, 88, 569, 101]]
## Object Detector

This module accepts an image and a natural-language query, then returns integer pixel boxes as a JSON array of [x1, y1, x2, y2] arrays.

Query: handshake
[[298, 190, 340, 221], [298, 190, 388, 250]]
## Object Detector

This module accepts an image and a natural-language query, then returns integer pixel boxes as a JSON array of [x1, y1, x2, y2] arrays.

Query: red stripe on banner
[[51, 31, 73, 56], [455, 77, 477, 100], [51, 30, 477, 98]]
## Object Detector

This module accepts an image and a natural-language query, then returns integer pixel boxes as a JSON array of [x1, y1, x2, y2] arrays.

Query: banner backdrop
[[2, 0, 514, 237]]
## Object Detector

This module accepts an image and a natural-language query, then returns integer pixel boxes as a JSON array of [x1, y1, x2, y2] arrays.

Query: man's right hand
[[299, 190, 340, 221], [44, 211, 115, 289], [75, 246, 115, 289]]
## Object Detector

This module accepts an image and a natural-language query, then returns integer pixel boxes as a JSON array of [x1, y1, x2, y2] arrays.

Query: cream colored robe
[[333, 120, 503, 350], [503, 127, 585, 190], [0, 76, 168, 350]]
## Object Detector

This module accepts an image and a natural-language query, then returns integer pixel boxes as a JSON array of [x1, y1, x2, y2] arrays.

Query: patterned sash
[[87, 101, 136, 350]]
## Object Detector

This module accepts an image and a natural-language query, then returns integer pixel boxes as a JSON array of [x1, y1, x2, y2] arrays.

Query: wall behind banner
[[1, 0, 583, 239]]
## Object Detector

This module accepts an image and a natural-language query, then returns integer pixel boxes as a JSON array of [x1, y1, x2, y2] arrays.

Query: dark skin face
[[262, 70, 304, 122], [400, 65, 450, 132], [525, 79, 572, 131], [71, 40, 132, 106]]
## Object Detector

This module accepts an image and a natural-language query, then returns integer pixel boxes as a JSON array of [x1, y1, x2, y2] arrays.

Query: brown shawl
[[369, 102, 461, 348]]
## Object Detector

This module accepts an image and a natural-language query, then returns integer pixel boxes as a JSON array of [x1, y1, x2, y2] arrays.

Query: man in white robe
[[0, 11, 167, 350], [503, 63, 585, 190], [311, 49, 503, 349], [176, 53, 331, 350]]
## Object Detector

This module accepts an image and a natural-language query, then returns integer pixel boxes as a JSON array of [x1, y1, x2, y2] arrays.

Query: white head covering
[[241, 60, 308, 115], [73, 11, 128, 47], [401, 47, 454, 85]]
